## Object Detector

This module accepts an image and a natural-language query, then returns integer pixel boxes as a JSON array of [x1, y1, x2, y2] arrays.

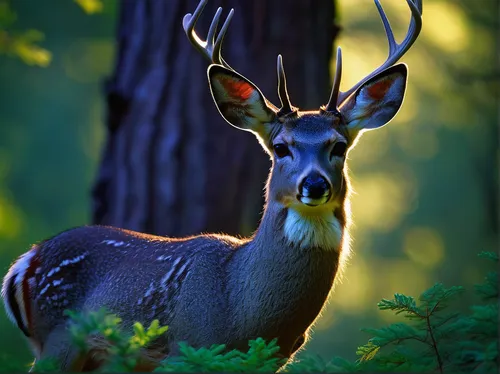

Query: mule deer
[[2, 0, 422, 370]]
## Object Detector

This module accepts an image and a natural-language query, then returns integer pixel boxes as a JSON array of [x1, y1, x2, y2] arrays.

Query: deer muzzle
[[298, 173, 331, 206]]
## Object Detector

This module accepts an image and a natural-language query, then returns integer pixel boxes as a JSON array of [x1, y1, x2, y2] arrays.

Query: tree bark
[[92, 0, 339, 237]]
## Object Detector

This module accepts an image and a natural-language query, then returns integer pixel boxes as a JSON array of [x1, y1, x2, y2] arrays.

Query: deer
[[2, 0, 422, 371]]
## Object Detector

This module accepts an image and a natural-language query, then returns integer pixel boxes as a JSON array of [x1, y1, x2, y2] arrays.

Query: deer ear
[[340, 64, 407, 138], [208, 65, 277, 137]]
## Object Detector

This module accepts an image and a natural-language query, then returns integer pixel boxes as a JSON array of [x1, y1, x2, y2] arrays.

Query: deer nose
[[299, 173, 331, 200]]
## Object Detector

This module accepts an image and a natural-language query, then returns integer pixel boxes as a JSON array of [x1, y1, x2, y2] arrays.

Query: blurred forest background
[[0, 0, 498, 370]]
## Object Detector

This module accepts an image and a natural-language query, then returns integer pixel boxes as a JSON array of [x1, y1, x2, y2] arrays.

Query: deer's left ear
[[340, 64, 407, 138], [208, 65, 278, 141]]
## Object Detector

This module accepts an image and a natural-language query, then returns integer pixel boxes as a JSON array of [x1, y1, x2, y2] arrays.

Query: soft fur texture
[[284, 208, 343, 250]]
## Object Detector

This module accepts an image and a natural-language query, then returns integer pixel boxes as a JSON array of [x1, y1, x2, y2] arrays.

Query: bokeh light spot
[[423, 3, 469, 53], [329, 257, 373, 313], [350, 171, 417, 232], [403, 227, 445, 269]]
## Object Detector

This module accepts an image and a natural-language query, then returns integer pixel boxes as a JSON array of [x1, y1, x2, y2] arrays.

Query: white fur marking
[[138, 282, 156, 305], [144, 282, 155, 298], [160, 257, 189, 290], [172, 260, 191, 289], [156, 255, 171, 261], [39, 284, 50, 296], [161, 267, 177, 288], [284, 209, 343, 251], [1, 249, 37, 329], [46, 266, 60, 277], [176, 261, 190, 277], [59, 253, 87, 267], [100, 240, 129, 247], [172, 257, 182, 267]]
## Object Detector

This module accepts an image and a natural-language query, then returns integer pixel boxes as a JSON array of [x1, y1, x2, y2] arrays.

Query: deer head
[[184, 0, 422, 217]]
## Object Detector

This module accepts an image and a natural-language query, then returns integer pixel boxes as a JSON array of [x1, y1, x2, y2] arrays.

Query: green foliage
[[33, 309, 284, 373], [64, 308, 168, 372], [0, 1, 51, 66], [355, 252, 498, 373], [74, 0, 103, 14], [33, 308, 168, 372], [475, 252, 499, 300], [154, 339, 284, 372], [285, 355, 360, 372], [0, 0, 103, 66], [287, 252, 498, 373]]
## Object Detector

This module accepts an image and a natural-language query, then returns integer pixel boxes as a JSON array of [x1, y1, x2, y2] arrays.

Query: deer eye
[[273, 143, 290, 158], [331, 141, 347, 159]]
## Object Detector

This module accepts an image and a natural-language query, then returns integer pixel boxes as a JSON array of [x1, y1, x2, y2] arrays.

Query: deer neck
[[227, 194, 348, 348], [253, 199, 345, 251]]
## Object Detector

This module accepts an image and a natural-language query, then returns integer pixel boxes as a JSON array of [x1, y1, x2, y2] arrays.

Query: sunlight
[[423, 2, 469, 53], [375, 258, 431, 324], [313, 304, 338, 331], [350, 171, 417, 233], [381, 259, 431, 297], [347, 129, 389, 166], [0, 193, 23, 239], [327, 256, 374, 314], [396, 124, 439, 160], [403, 226, 445, 269], [335, 35, 387, 92], [80, 98, 106, 162], [74, 0, 104, 15]]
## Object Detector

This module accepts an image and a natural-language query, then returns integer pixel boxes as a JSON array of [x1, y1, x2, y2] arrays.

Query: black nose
[[299, 173, 330, 199]]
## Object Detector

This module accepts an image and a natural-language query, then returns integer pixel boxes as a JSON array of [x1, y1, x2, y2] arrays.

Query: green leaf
[[0, 1, 17, 27], [356, 341, 380, 362], [378, 293, 423, 318], [477, 251, 499, 262], [419, 283, 465, 314], [74, 0, 103, 14]]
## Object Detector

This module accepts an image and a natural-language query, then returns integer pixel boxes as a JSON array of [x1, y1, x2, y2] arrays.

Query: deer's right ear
[[208, 65, 277, 139]]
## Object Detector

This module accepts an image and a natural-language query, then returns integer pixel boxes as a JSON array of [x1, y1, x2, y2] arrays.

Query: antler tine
[[330, 0, 423, 109], [213, 8, 234, 69], [323, 47, 342, 113], [277, 54, 296, 117], [183, 0, 234, 69]]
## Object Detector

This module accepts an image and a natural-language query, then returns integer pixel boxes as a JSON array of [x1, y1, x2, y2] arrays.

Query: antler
[[324, 0, 423, 113], [277, 54, 296, 117], [183, 0, 234, 70], [183, 0, 296, 119]]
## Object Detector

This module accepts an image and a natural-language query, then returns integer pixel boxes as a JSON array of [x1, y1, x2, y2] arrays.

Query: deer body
[[4, 198, 344, 368], [2, 0, 422, 370]]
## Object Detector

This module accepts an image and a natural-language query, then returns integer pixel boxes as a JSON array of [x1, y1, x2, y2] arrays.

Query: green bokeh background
[[0, 0, 497, 369]]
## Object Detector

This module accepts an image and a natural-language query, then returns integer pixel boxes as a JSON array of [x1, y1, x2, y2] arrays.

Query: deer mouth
[[297, 193, 331, 207]]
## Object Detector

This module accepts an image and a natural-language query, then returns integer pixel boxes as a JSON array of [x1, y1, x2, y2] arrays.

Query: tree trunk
[[92, 0, 338, 237]]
